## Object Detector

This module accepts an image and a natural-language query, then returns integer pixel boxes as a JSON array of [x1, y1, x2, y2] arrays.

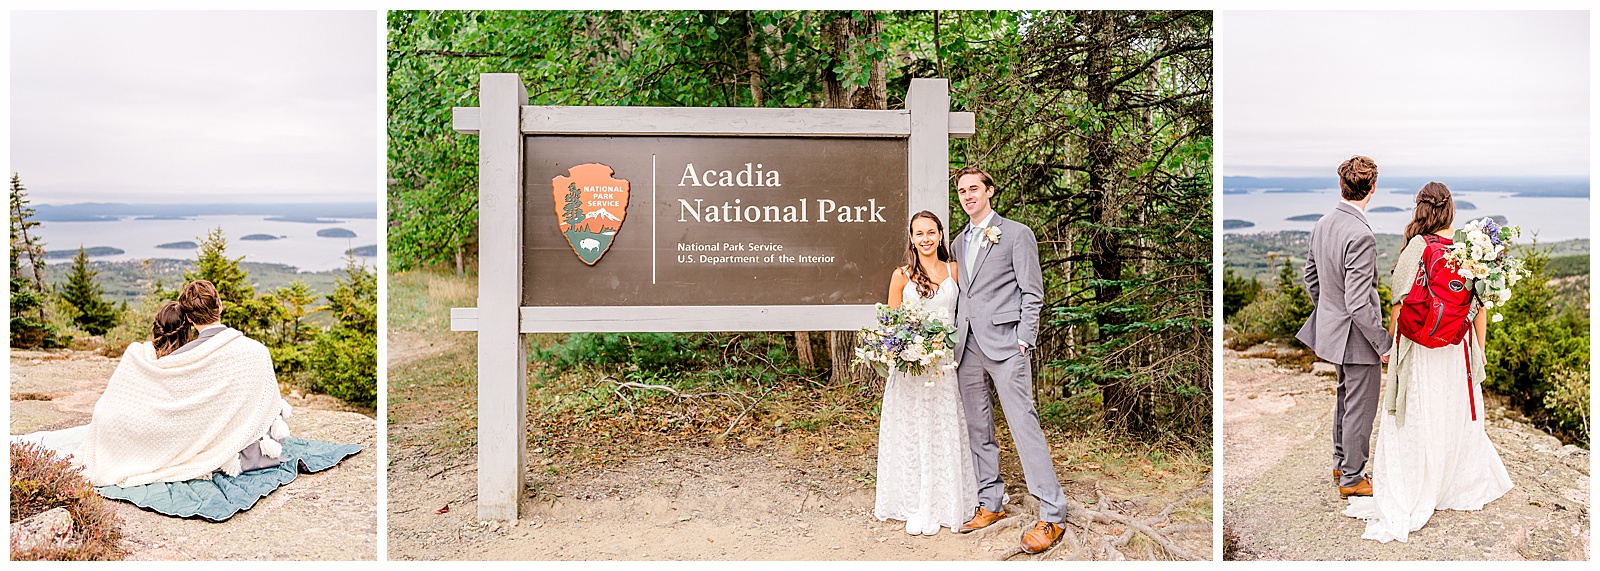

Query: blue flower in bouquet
[[1444, 217, 1529, 324], [1481, 218, 1502, 245], [853, 303, 957, 380]]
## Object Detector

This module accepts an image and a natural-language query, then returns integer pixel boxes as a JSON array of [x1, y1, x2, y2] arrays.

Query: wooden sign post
[[451, 73, 974, 520]]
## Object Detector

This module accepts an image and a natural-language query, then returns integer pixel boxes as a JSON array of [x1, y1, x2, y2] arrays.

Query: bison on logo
[[551, 163, 629, 265]]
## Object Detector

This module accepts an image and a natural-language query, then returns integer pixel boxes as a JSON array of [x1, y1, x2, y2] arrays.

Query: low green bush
[[1484, 247, 1590, 446], [1227, 259, 1313, 342], [1222, 264, 1262, 319], [533, 332, 708, 374], [308, 327, 377, 407]]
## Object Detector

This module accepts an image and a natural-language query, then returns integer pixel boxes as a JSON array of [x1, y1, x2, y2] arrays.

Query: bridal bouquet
[[1444, 217, 1529, 323], [853, 302, 957, 384]]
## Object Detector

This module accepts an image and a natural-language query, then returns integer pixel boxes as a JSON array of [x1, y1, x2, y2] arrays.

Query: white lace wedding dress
[[1344, 336, 1514, 542], [873, 274, 979, 535]]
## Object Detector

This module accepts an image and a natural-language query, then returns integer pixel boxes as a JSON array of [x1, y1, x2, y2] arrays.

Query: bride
[[72, 280, 293, 486], [874, 210, 979, 535], [1344, 182, 1513, 542]]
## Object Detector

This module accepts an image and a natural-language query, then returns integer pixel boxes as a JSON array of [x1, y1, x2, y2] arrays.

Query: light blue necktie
[[965, 223, 982, 277]]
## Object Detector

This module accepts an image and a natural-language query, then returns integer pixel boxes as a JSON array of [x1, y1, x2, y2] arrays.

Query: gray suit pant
[[957, 333, 1067, 523], [1332, 362, 1381, 487]]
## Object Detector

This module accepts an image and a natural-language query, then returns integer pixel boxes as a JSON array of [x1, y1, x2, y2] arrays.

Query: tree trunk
[[795, 331, 814, 368], [1080, 11, 1146, 435], [746, 16, 764, 107], [820, 10, 889, 386]]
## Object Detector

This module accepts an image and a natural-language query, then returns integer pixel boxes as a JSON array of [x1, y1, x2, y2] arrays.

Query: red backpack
[[1396, 235, 1474, 348]]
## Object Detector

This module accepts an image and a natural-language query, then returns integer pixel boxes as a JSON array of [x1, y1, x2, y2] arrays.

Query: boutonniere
[[981, 226, 1002, 247]]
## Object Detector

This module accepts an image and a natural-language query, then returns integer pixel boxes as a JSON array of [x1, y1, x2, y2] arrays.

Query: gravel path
[[1223, 345, 1589, 560]]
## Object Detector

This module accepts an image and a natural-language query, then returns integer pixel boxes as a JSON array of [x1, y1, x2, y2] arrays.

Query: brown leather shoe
[[1333, 469, 1341, 484], [1339, 476, 1372, 498], [1020, 521, 1065, 553], [958, 506, 1004, 533]]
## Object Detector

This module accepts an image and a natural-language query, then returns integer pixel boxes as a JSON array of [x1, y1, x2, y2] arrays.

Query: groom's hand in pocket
[[1018, 341, 1029, 356]]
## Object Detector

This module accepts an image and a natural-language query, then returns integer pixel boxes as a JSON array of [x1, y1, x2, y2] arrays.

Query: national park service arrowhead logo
[[552, 163, 629, 265]]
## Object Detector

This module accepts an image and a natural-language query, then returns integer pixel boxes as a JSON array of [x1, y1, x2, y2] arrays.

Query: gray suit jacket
[[1295, 203, 1392, 364], [951, 214, 1044, 362]]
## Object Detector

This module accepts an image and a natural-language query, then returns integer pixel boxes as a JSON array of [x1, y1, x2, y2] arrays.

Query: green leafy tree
[[57, 247, 119, 336], [10, 174, 59, 348]]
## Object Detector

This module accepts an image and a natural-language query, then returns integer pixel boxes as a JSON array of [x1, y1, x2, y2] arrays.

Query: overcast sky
[[9, 11, 376, 204], [1223, 11, 1589, 178]]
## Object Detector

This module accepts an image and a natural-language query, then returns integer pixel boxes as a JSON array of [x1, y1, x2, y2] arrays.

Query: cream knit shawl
[[74, 328, 286, 487]]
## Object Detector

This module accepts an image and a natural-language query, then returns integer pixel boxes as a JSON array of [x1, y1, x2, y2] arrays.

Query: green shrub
[[1543, 364, 1589, 444], [9, 442, 123, 561], [308, 327, 377, 407], [1484, 246, 1589, 445], [1222, 264, 1262, 318], [533, 332, 707, 374], [1227, 258, 1313, 342]]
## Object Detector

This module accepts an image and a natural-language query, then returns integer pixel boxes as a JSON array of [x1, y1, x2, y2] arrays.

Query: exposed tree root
[[995, 477, 1210, 561]]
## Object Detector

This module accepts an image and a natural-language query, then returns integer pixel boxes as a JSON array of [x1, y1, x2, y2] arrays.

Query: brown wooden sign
[[523, 136, 908, 306], [452, 74, 971, 520]]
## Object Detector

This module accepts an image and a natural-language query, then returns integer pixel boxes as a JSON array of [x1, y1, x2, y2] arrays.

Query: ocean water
[[32, 214, 379, 272], [1223, 188, 1590, 242]]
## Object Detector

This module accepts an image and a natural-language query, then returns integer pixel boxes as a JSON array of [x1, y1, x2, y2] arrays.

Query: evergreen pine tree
[[181, 227, 284, 337], [58, 246, 119, 336], [9, 173, 59, 347], [183, 227, 253, 303], [309, 257, 378, 406]]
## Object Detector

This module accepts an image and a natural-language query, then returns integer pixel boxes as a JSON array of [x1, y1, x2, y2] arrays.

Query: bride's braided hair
[[1404, 182, 1455, 243], [151, 300, 192, 358], [904, 210, 952, 299]]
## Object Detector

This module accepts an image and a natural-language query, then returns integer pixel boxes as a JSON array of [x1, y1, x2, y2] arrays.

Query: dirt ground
[[1222, 343, 1590, 560], [9, 348, 379, 560], [386, 331, 1213, 561]]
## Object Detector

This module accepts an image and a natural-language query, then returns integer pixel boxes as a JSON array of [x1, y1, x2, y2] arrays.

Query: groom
[[1296, 155, 1394, 498], [949, 167, 1066, 553]]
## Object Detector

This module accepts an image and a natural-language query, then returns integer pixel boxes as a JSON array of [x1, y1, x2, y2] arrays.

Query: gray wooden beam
[[450, 305, 877, 333], [452, 107, 480, 135], [451, 105, 977, 139], [907, 78, 953, 232], [473, 73, 527, 521], [520, 106, 909, 136]]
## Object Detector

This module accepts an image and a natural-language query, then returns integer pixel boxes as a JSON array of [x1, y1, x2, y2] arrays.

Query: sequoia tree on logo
[[551, 163, 629, 265]]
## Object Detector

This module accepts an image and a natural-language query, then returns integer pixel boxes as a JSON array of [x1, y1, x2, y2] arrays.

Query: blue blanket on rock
[[95, 437, 362, 522]]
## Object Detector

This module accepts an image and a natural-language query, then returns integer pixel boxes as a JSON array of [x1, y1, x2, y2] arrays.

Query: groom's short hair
[[178, 279, 222, 326], [953, 166, 996, 195], [1338, 156, 1379, 201]]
